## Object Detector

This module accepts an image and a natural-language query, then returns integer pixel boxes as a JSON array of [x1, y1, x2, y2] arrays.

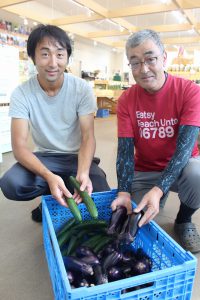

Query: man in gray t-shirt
[[0, 24, 110, 222]]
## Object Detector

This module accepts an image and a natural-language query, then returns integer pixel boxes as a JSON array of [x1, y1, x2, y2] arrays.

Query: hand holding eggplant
[[111, 192, 133, 214], [134, 186, 162, 226]]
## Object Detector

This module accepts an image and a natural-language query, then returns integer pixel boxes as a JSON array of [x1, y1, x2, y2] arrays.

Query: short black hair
[[27, 24, 72, 62]]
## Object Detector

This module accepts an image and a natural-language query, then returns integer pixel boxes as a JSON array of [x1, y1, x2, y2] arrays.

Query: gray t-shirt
[[9, 73, 97, 153]]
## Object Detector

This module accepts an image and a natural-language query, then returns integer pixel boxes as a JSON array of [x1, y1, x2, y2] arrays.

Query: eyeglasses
[[128, 56, 159, 71]]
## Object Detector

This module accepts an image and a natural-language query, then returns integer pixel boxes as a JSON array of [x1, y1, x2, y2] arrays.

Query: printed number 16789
[[139, 126, 174, 139]]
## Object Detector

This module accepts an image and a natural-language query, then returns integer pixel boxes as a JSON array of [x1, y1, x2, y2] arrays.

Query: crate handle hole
[[121, 282, 154, 295]]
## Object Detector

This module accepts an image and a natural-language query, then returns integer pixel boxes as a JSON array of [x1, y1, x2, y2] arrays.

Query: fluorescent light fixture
[[160, 0, 171, 4], [188, 28, 195, 34], [106, 19, 118, 27], [68, 0, 84, 9], [172, 11, 186, 23], [68, 33, 74, 40], [85, 7, 93, 17], [118, 25, 124, 32], [24, 18, 28, 25]]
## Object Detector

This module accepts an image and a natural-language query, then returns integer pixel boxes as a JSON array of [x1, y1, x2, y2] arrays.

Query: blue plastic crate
[[96, 108, 110, 118], [42, 190, 197, 300]]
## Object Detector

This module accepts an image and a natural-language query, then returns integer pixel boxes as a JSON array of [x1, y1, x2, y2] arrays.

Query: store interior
[[0, 0, 200, 299]]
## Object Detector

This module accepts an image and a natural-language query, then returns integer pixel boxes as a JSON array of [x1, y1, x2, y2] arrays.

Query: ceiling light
[[188, 28, 195, 34], [86, 7, 93, 17], [24, 18, 28, 25], [160, 0, 171, 4], [106, 19, 118, 27], [172, 11, 186, 23], [68, 0, 84, 9], [118, 25, 124, 32], [68, 33, 74, 40]]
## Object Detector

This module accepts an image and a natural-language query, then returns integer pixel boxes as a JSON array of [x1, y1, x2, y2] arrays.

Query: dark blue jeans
[[0, 152, 110, 201]]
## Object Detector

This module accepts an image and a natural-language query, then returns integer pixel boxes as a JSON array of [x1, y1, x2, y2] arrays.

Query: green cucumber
[[93, 236, 114, 253], [58, 219, 107, 249], [62, 229, 88, 256], [82, 233, 105, 249], [71, 219, 107, 232], [64, 197, 82, 222], [69, 176, 98, 219], [58, 229, 74, 249], [57, 217, 76, 239]]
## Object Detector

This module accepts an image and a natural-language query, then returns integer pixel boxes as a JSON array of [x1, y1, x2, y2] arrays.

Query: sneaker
[[31, 203, 42, 223], [174, 222, 200, 253]]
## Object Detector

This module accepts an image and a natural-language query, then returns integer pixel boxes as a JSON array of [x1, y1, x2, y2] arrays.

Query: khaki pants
[[132, 156, 200, 210]]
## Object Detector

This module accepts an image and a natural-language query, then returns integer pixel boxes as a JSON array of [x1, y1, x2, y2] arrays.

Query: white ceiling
[[1, 0, 200, 52]]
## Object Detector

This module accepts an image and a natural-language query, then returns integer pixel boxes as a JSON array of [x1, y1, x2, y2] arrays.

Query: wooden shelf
[[168, 71, 200, 81]]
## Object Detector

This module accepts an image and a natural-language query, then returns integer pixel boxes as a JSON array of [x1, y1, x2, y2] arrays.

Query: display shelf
[[168, 71, 200, 81], [0, 28, 27, 50], [0, 28, 28, 39], [94, 88, 123, 99], [94, 79, 128, 90], [94, 79, 109, 89]]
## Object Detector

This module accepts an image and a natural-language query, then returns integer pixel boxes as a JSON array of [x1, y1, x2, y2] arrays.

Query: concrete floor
[[0, 115, 199, 299]]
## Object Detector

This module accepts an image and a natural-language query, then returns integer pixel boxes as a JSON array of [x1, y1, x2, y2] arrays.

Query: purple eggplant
[[120, 251, 133, 263], [101, 250, 122, 271], [107, 205, 127, 235], [119, 211, 143, 244], [63, 256, 93, 276], [67, 270, 74, 284], [120, 264, 132, 277], [93, 264, 108, 285], [135, 248, 153, 270], [101, 242, 117, 256], [73, 276, 90, 288], [80, 254, 100, 266], [131, 259, 151, 276], [76, 245, 96, 258], [107, 266, 125, 282]]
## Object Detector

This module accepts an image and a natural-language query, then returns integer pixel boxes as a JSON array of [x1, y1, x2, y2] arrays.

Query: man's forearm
[[117, 137, 134, 193], [77, 136, 96, 175], [13, 147, 52, 180], [156, 125, 199, 195]]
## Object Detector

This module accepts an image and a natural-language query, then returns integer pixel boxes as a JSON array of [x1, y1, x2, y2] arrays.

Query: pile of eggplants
[[63, 244, 152, 288], [62, 205, 153, 288]]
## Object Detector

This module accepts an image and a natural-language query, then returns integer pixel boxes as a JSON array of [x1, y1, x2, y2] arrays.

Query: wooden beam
[[143, 23, 193, 33], [87, 29, 129, 38], [172, 0, 199, 35], [3, 7, 49, 24], [82, 23, 192, 39], [112, 35, 200, 48], [108, 3, 177, 18], [180, 0, 200, 9], [163, 36, 200, 44], [92, 37, 114, 47], [112, 18, 137, 31], [74, 0, 108, 17], [60, 25, 89, 38], [51, 14, 103, 26], [0, 0, 30, 8]]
